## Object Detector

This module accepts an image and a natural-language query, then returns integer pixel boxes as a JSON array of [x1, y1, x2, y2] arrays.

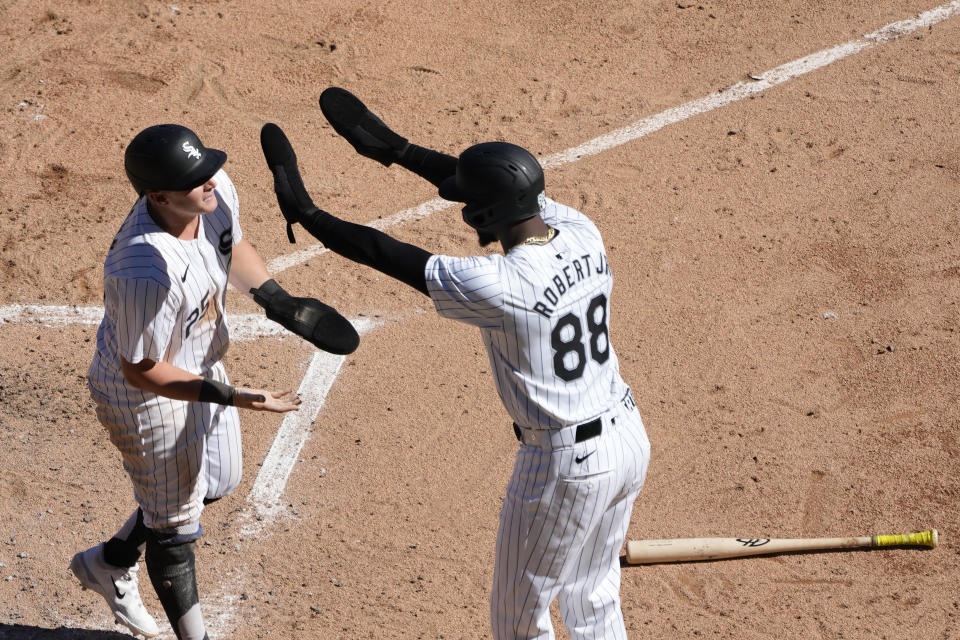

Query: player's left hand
[[251, 279, 360, 355], [235, 388, 301, 412], [260, 122, 321, 243]]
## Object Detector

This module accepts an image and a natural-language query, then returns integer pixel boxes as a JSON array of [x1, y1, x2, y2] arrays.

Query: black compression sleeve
[[397, 144, 458, 188], [301, 210, 432, 296]]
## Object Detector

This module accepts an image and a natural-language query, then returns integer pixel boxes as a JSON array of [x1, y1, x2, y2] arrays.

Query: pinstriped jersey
[[88, 169, 242, 407], [425, 198, 628, 429]]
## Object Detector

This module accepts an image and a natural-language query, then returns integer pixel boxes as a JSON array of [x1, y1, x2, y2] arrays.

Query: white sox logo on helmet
[[182, 142, 202, 159]]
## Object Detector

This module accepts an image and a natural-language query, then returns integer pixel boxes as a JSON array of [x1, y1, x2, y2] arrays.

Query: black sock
[[103, 537, 141, 568], [103, 509, 147, 567]]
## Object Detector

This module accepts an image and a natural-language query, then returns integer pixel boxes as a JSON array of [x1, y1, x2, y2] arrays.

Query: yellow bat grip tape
[[872, 529, 937, 548]]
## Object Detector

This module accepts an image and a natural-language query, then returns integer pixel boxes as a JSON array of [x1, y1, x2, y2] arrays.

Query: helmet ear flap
[[461, 201, 497, 231]]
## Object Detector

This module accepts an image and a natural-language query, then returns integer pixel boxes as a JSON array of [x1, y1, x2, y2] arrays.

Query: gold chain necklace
[[520, 226, 556, 246]]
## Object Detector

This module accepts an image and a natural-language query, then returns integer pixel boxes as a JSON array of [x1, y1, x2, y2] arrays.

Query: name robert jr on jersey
[[532, 250, 610, 319]]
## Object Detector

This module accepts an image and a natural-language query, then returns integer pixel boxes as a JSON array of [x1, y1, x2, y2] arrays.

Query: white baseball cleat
[[70, 542, 161, 638]]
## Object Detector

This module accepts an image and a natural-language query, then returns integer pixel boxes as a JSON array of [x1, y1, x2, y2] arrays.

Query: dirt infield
[[1, 1, 958, 638]]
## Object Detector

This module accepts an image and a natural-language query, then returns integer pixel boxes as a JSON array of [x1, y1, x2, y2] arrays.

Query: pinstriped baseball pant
[[93, 365, 243, 536], [492, 404, 650, 640]]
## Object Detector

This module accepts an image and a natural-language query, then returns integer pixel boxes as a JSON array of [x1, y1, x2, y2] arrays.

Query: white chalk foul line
[[240, 316, 380, 535], [0, 304, 316, 342], [201, 316, 381, 638], [264, 0, 960, 277], [537, 0, 960, 168], [0, 304, 104, 326]]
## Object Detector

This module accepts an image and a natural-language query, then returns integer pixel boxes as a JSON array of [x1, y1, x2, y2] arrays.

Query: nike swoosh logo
[[574, 451, 595, 464], [111, 577, 125, 599], [181, 265, 190, 282]]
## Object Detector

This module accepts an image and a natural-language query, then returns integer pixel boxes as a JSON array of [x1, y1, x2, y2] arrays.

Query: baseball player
[[70, 124, 359, 639], [259, 88, 651, 640]]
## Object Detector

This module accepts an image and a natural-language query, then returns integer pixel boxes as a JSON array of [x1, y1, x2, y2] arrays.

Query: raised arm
[[260, 123, 433, 296], [318, 87, 458, 188]]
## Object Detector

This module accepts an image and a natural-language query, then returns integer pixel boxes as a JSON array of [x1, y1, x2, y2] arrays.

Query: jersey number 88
[[550, 293, 609, 381]]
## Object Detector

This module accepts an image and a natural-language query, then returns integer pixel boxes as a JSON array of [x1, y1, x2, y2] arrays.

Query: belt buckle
[[574, 418, 602, 443]]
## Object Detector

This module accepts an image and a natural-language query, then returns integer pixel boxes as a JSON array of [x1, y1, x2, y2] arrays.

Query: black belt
[[513, 418, 602, 444]]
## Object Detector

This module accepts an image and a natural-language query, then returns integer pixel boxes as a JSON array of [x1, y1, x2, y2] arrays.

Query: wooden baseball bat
[[624, 528, 938, 564]]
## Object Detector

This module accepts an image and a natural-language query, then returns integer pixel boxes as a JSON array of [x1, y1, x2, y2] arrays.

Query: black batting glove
[[319, 87, 409, 167], [261, 123, 323, 243], [251, 279, 360, 355]]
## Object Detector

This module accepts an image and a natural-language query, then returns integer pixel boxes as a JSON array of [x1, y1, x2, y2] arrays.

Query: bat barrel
[[624, 537, 813, 564]]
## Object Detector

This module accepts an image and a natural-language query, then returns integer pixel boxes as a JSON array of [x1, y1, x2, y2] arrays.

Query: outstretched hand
[[260, 123, 320, 243], [251, 279, 361, 355], [235, 388, 301, 413]]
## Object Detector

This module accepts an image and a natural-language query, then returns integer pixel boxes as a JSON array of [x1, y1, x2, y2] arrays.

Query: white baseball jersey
[[425, 198, 651, 640], [88, 168, 244, 534], [426, 198, 628, 430]]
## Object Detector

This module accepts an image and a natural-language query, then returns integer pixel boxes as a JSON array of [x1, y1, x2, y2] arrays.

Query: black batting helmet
[[438, 141, 546, 234], [124, 124, 227, 195]]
